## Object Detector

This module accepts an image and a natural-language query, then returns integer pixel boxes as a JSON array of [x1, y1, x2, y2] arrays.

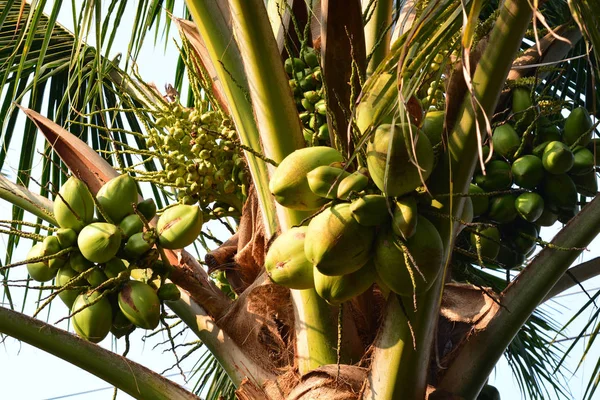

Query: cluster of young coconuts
[[26, 174, 203, 342], [460, 88, 597, 269], [265, 121, 444, 304]]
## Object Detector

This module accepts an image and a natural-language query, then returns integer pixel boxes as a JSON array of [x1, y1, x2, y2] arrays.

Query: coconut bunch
[[24, 174, 203, 343], [265, 121, 445, 304], [456, 87, 597, 270], [284, 47, 329, 146], [144, 100, 249, 211]]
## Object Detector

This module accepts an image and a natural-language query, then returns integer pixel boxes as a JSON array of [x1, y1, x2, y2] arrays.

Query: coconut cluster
[[266, 121, 445, 303], [145, 100, 249, 210], [284, 47, 329, 146], [26, 174, 203, 342], [456, 87, 597, 269]]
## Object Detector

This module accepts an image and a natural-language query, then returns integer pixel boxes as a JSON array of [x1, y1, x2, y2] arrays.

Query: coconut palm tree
[[1, 0, 600, 399]]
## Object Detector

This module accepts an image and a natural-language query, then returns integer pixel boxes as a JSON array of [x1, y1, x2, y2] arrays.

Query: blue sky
[[1, 1, 600, 399]]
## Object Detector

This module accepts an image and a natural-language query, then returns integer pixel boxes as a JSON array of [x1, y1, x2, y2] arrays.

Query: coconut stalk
[[227, 0, 338, 373], [439, 196, 600, 398], [0, 305, 198, 400], [184, 0, 277, 237], [363, 0, 393, 76], [364, 0, 533, 397]]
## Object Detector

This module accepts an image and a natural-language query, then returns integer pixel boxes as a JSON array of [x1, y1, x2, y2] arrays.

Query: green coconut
[[374, 216, 443, 296], [26, 242, 59, 282], [43, 236, 68, 270], [136, 198, 157, 221], [469, 184, 489, 217], [96, 174, 139, 223], [86, 267, 108, 288], [77, 222, 122, 263], [571, 146, 594, 175], [535, 116, 562, 144], [422, 110, 445, 147], [111, 308, 135, 338], [119, 214, 144, 239], [535, 207, 558, 227], [54, 176, 95, 232], [305, 203, 375, 276], [392, 196, 418, 239], [157, 283, 181, 302], [512, 87, 534, 127], [515, 192, 544, 222], [118, 280, 161, 330], [563, 106, 593, 146], [508, 221, 539, 255], [496, 242, 526, 270], [542, 173, 577, 211], [511, 155, 544, 189], [366, 123, 434, 197], [470, 226, 501, 260], [56, 265, 83, 309], [124, 232, 154, 259], [71, 291, 113, 343], [265, 226, 314, 290], [103, 257, 127, 279], [307, 165, 351, 199], [492, 124, 520, 159], [488, 195, 518, 223], [458, 197, 474, 233], [68, 251, 93, 273], [542, 141, 574, 174], [571, 170, 598, 197], [474, 160, 512, 191], [337, 170, 369, 200], [157, 204, 203, 249], [56, 228, 77, 249], [313, 262, 377, 305], [269, 146, 344, 210], [350, 194, 391, 227]]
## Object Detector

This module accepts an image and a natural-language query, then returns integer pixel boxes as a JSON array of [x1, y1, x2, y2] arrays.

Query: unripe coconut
[[265, 226, 314, 289], [422, 110, 445, 147], [86, 267, 108, 288], [536, 207, 558, 227], [350, 195, 390, 227], [111, 308, 135, 338], [366, 123, 434, 197], [337, 170, 369, 200], [54, 176, 95, 232], [511, 87, 534, 127], [542, 173, 577, 211], [563, 107, 593, 146], [542, 141, 574, 174], [103, 257, 127, 279], [392, 196, 418, 239], [508, 221, 539, 255], [571, 146, 594, 175], [492, 124, 520, 158], [313, 262, 377, 305], [56, 228, 77, 249], [26, 242, 59, 282], [469, 184, 489, 217], [157, 283, 181, 302], [536, 117, 561, 144], [306, 166, 351, 199], [156, 204, 203, 249], [71, 292, 113, 343], [119, 214, 144, 239], [118, 281, 161, 330], [96, 174, 138, 223], [78, 222, 122, 263], [571, 170, 598, 197], [511, 155, 544, 189], [56, 265, 82, 309], [269, 147, 344, 210], [136, 198, 157, 221], [124, 231, 154, 259], [43, 236, 68, 270], [474, 160, 512, 191], [488, 195, 518, 223], [515, 192, 544, 222], [458, 197, 474, 234], [470, 226, 501, 260], [496, 242, 526, 270], [305, 203, 376, 276], [374, 216, 443, 296], [68, 251, 92, 273]]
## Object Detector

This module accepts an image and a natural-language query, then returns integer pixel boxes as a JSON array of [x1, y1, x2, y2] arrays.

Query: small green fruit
[[96, 174, 138, 223], [306, 165, 351, 199], [71, 292, 113, 343], [515, 192, 544, 222], [56, 228, 77, 249], [124, 232, 154, 259], [118, 281, 161, 330], [470, 226, 501, 260], [77, 222, 122, 263], [571, 146, 594, 175], [469, 184, 489, 217], [349, 195, 391, 227], [542, 174, 577, 211], [265, 226, 314, 289], [474, 160, 512, 191], [26, 242, 58, 282], [54, 176, 95, 232], [119, 214, 144, 239], [392, 196, 418, 239], [56, 265, 83, 309], [136, 198, 157, 221], [103, 258, 127, 279], [542, 141, 574, 174], [511, 155, 544, 189], [422, 110, 445, 147], [571, 170, 598, 197], [492, 124, 520, 158], [336, 170, 369, 200], [157, 283, 181, 301], [488, 195, 518, 223], [68, 251, 93, 273], [313, 262, 377, 305], [563, 106, 593, 146], [157, 204, 203, 249]]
